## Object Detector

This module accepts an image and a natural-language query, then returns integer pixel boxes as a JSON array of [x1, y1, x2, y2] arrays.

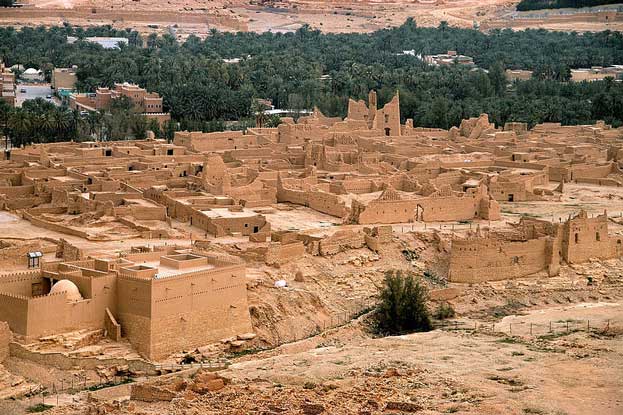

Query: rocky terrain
[[41, 300, 623, 415], [1, 224, 621, 414], [1, 0, 618, 37]]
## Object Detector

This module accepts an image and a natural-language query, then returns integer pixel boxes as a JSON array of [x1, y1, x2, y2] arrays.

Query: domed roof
[[23, 68, 40, 75], [49, 280, 83, 302]]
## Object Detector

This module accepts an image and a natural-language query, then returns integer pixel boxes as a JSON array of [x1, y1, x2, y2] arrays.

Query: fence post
[[566, 321, 569, 333], [509, 323, 512, 335], [587, 320, 590, 332], [530, 323, 532, 335], [549, 321, 552, 332], [606, 319, 610, 331]]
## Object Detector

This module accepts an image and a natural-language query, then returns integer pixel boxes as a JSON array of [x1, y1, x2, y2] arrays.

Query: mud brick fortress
[[448, 210, 623, 283], [70, 82, 171, 126], [0, 247, 251, 360], [1, 90, 623, 360]]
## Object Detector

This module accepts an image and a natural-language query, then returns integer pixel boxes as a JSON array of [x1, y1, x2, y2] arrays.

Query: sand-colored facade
[[0, 248, 252, 360], [69, 82, 171, 125], [448, 211, 623, 283]]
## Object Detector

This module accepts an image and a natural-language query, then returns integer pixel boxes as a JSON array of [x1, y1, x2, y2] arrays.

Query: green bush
[[374, 270, 432, 335], [26, 404, 53, 413], [433, 302, 455, 320]]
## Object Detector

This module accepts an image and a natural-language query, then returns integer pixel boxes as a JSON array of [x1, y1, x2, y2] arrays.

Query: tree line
[[0, 20, 622, 146], [0, 97, 176, 148], [517, 0, 622, 11]]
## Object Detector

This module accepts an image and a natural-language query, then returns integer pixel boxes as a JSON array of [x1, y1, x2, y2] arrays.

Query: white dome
[[23, 68, 40, 75], [50, 280, 83, 302]]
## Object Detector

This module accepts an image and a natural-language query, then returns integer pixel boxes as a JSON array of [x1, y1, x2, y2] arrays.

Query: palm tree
[[40, 111, 56, 140], [0, 100, 12, 150], [8, 110, 31, 147], [56, 110, 70, 130]]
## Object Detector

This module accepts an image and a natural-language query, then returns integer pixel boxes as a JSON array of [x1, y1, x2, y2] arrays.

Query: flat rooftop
[[200, 208, 257, 219], [134, 260, 215, 279]]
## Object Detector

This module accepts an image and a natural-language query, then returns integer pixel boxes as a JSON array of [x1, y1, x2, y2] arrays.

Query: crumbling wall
[[57, 238, 85, 261], [265, 242, 305, 266], [318, 230, 366, 256], [448, 236, 554, 283], [562, 212, 621, 263]]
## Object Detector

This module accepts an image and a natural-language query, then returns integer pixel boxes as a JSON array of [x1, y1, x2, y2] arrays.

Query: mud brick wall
[[448, 237, 553, 283]]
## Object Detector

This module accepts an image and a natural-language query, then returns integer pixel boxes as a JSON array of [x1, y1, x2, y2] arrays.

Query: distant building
[[506, 69, 533, 82], [67, 36, 129, 50], [0, 61, 16, 107], [423, 50, 475, 67], [21, 68, 43, 82], [571, 66, 623, 82], [52, 66, 78, 91], [70, 82, 171, 126]]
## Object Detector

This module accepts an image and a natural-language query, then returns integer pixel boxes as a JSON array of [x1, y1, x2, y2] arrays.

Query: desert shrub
[[373, 270, 432, 335], [423, 269, 446, 286], [401, 249, 419, 261], [26, 404, 53, 413], [433, 302, 455, 320], [181, 354, 197, 364]]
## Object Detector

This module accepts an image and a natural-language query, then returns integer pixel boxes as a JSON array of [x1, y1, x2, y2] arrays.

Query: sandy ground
[[0, 0, 616, 36], [41, 299, 623, 414]]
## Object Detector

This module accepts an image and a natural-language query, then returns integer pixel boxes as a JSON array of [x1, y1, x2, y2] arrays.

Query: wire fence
[[25, 373, 135, 407], [438, 318, 619, 338], [153, 360, 229, 372]]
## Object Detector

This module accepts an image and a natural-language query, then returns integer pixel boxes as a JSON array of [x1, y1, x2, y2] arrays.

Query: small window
[[167, 149, 174, 156], [575, 233, 579, 244], [596, 232, 600, 241]]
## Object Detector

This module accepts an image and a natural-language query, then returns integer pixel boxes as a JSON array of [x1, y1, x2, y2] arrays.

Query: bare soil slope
[[1, 0, 618, 36]]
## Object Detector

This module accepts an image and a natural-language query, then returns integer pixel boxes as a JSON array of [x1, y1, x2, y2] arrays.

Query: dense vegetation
[[517, 0, 621, 11], [0, 0, 14, 7], [0, 21, 622, 145], [0, 97, 165, 148], [374, 270, 432, 335]]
